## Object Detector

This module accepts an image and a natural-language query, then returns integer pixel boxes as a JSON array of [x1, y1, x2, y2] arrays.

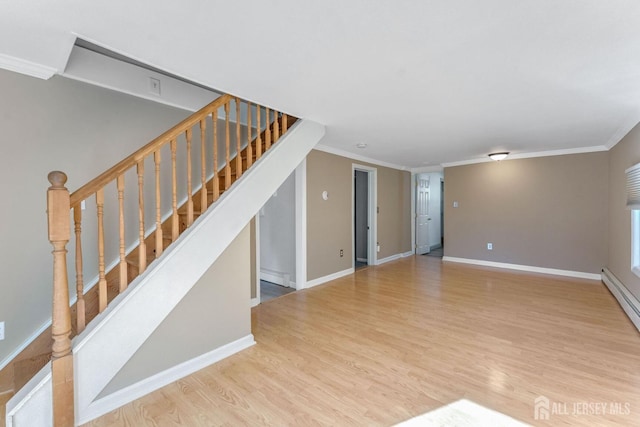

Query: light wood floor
[[86, 256, 640, 426]]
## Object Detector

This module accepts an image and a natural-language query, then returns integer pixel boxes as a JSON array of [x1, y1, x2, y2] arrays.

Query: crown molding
[[441, 145, 608, 168], [0, 53, 57, 80], [604, 114, 640, 149], [410, 165, 444, 174], [314, 144, 407, 171]]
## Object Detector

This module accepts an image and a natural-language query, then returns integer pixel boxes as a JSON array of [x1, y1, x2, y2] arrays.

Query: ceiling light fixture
[[356, 143, 368, 149], [488, 152, 509, 161]]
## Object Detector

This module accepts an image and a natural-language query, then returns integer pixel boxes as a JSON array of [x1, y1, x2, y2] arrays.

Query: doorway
[[352, 164, 377, 269], [258, 171, 298, 302], [354, 170, 369, 269], [416, 177, 431, 255], [415, 173, 444, 258]]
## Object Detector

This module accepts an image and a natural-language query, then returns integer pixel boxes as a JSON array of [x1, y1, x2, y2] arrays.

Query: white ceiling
[[3, 0, 640, 169]]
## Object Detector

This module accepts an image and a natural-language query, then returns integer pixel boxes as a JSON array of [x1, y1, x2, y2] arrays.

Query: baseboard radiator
[[601, 268, 640, 332]]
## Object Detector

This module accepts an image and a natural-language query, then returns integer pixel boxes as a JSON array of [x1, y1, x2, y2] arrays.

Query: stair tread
[[177, 207, 204, 216], [126, 251, 150, 265]]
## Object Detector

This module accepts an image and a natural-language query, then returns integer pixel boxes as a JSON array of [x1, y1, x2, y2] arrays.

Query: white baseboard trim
[[376, 251, 414, 265], [260, 269, 294, 288], [376, 254, 401, 265], [442, 256, 601, 281], [305, 268, 354, 289], [79, 334, 256, 425], [356, 257, 368, 263], [250, 298, 260, 308], [602, 268, 640, 332]]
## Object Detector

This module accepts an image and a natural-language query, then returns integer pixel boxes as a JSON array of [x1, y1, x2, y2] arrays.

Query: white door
[[416, 178, 430, 255]]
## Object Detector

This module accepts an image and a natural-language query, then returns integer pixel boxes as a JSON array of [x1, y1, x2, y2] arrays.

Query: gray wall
[[0, 69, 192, 365], [444, 152, 609, 274], [306, 150, 412, 281], [607, 122, 640, 300], [260, 172, 296, 285], [100, 224, 252, 395]]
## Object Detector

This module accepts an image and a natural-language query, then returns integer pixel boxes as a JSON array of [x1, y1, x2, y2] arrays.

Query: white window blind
[[626, 163, 640, 210]]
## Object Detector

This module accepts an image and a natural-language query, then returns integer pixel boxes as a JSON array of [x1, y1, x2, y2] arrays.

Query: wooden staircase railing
[[45, 94, 295, 426]]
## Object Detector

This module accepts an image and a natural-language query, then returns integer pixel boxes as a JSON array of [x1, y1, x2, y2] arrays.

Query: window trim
[[632, 210, 640, 278]]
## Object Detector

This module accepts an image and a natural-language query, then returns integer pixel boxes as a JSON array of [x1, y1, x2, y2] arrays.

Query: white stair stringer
[[5, 118, 325, 426]]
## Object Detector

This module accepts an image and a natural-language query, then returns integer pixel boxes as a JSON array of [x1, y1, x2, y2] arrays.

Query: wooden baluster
[[212, 110, 220, 201], [154, 150, 163, 258], [96, 188, 107, 312], [282, 113, 288, 134], [186, 129, 194, 227], [117, 175, 127, 292], [73, 204, 85, 334], [273, 111, 280, 143], [265, 108, 271, 150], [47, 171, 75, 427], [236, 98, 242, 178], [246, 102, 253, 169], [224, 101, 231, 190], [256, 107, 262, 160], [171, 139, 179, 240], [136, 161, 147, 275], [200, 119, 207, 211]]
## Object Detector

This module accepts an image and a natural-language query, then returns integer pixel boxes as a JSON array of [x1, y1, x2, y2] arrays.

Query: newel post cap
[[47, 171, 70, 242], [48, 171, 68, 189]]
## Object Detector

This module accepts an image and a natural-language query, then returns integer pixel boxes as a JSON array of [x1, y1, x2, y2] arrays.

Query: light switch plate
[[149, 77, 161, 95]]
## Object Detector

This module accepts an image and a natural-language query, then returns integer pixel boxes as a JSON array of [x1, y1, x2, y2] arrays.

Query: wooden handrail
[[47, 92, 296, 426], [70, 94, 232, 206]]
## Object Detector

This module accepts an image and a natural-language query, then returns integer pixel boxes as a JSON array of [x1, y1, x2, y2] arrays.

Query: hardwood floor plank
[[85, 256, 640, 426]]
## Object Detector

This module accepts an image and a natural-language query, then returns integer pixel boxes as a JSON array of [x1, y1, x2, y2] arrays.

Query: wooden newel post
[[47, 171, 75, 427]]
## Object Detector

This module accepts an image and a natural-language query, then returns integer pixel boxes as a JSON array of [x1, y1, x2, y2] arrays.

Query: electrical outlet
[[377, 244, 381, 252], [0, 322, 5, 340], [487, 243, 493, 250], [339, 249, 344, 257]]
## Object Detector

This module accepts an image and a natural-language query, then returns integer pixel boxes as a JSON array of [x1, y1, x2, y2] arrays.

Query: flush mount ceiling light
[[488, 152, 509, 161], [356, 143, 368, 149]]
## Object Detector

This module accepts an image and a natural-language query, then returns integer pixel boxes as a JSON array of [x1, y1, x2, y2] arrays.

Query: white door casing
[[352, 164, 377, 267], [416, 177, 430, 255]]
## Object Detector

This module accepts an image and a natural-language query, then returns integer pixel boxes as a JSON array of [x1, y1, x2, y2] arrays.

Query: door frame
[[295, 159, 307, 289], [254, 159, 307, 307], [252, 215, 261, 307], [415, 175, 431, 255], [352, 164, 377, 267]]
